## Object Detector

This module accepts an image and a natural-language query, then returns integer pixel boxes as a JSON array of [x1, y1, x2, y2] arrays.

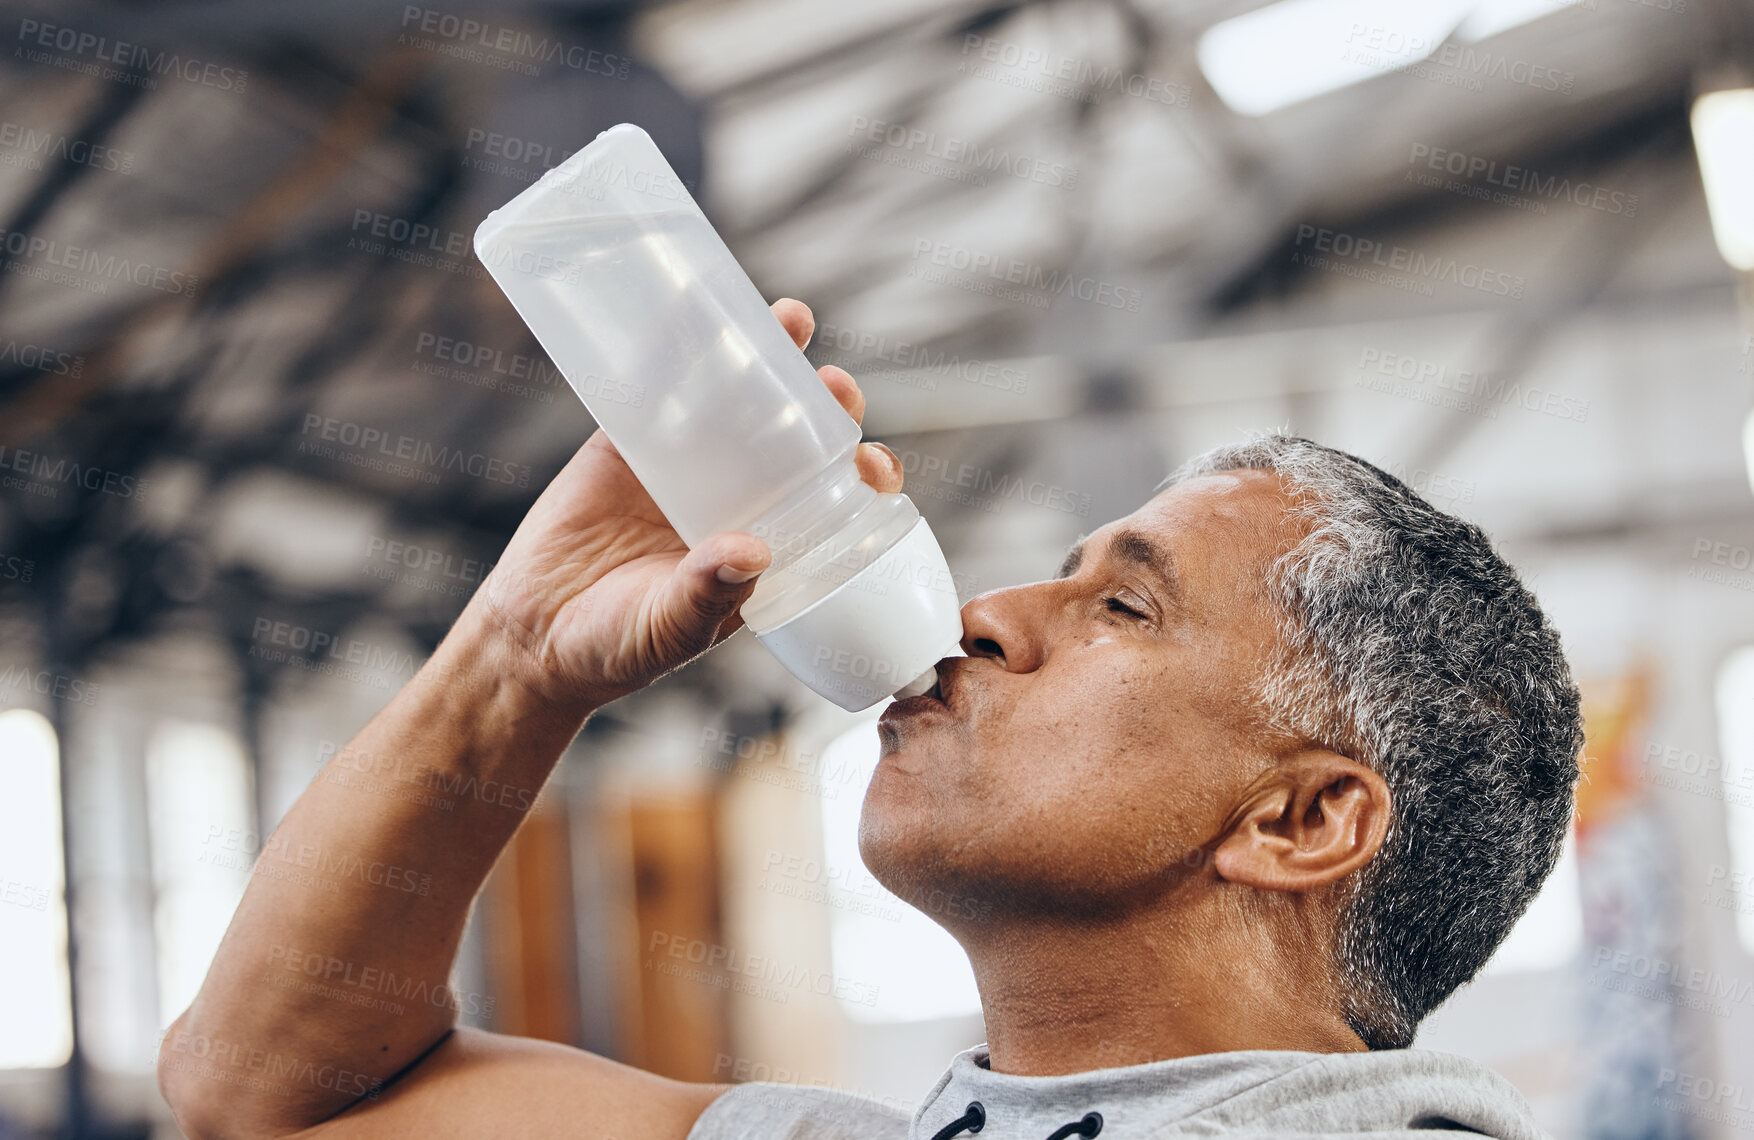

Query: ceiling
[[0, 0, 1739, 724]]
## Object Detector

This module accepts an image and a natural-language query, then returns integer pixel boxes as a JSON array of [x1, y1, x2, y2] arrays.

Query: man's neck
[[959, 901, 1368, 1076]]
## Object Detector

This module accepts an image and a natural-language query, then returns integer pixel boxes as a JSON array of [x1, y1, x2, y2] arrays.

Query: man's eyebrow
[[1055, 528, 1179, 597]]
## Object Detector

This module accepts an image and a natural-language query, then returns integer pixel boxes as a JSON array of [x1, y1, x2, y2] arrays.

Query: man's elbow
[[157, 1012, 213, 1139], [157, 1010, 263, 1140]]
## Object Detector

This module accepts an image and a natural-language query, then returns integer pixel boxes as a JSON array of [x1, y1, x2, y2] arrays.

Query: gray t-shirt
[[687, 1045, 1548, 1140]]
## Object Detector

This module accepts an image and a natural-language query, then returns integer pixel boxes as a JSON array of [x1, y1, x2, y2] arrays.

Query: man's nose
[[958, 585, 1046, 673]]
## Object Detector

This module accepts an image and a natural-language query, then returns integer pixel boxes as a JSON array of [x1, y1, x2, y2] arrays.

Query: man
[[158, 299, 1583, 1140]]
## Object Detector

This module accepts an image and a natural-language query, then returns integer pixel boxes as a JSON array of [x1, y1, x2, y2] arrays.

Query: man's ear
[[1211, 752, 1391, 892]]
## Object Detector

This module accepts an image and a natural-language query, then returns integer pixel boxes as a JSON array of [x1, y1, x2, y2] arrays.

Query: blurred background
[[2, 0, 1753, 1135]]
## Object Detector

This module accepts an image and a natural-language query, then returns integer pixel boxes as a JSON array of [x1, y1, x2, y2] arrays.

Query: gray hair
[[1170, 434, 1583, 1049]]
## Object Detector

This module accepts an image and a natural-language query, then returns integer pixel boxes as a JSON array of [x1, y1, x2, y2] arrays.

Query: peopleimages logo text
[[1295, 225, 1525, 298], [1407, 144, 1638, 216], [16, 19, 249, 91], [398, 6, 630, 78], [0, 446, 148, 498], [299, 415, 533, 487], [848, 116, 1078, 190], [0, 227, 198, 296], [0, 120, 134, 173], [0, 336, 82, 377], [909, 239, 1143, 312]]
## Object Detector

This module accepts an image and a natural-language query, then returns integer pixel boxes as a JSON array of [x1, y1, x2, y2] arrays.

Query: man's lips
[[881, 691, 949, 719]]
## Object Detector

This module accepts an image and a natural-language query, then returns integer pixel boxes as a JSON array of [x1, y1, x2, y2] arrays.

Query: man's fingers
[[767, 299, 864, 424], [857, 442, 904, 493], [771, 297, 814, 350], [700, 532, 770, 585], [656, 535, 771, 658], [767, 303, 895, 493], [819, 365, 866, 425]]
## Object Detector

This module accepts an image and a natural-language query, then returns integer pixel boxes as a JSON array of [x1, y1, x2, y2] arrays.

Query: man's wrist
[[421, 603, 601, 738]]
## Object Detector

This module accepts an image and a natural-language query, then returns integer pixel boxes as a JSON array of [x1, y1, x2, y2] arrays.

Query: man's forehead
[[1060, 469, 1296, 577], [1136, 470, 1293, 542]]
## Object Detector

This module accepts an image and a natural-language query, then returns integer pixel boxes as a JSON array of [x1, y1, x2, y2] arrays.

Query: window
[[817, 718, 982, 1023], [0, 709, 74, 1067], [1479, 827, 1582, 975], [144, 721, 254, 1028]]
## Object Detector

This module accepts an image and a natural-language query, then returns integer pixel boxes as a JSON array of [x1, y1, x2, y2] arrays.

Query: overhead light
[[1692, 87, 1754, 272], [1456, 0, 1591, 43], [1196, 0, 1474, 117], [1197, 0, 1596, 117]]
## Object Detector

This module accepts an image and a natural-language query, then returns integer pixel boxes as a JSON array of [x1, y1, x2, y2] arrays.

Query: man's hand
[[157, 297, 904, 1140], [474, 297, 904, 711]]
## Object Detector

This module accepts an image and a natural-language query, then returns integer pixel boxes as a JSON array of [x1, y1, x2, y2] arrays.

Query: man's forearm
[[159, 603, 593, 1137]]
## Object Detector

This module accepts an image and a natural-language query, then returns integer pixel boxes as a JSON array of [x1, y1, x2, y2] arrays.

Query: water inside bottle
[[479, 209, 859, 549]]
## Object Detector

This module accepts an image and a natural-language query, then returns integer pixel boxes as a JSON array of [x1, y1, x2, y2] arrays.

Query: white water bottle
[[473, 123, 963, 711]]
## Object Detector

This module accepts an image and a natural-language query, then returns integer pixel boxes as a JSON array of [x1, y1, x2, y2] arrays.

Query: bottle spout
[[892, 666, 938, 701]]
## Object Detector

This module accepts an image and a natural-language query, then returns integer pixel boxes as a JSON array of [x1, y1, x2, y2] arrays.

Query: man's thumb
[[659, 534, 771, 650]]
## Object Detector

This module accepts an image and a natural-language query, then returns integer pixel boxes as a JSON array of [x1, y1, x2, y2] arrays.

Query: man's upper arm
[[293, 1028, 729, 1140]]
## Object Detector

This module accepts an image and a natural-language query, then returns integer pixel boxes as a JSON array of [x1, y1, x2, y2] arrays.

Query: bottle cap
[[756, 517, 965, 712]]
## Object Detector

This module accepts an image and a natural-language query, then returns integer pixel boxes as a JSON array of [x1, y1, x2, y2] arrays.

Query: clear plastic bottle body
[[475, 124, 963, 708], [476, 206, 865, 558]]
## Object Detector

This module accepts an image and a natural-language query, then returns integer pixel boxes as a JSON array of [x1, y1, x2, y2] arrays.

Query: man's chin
[[858, 823, 1005, 937], [858, 815, 949, 905]]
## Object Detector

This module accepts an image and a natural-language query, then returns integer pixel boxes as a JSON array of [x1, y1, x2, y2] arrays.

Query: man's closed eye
[[1105, 596, 1148, 620]]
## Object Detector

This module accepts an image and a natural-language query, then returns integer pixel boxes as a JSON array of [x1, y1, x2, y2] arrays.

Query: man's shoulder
[[1180, 1047, 1547, 1140], [686, 1081, 913, 1140]]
